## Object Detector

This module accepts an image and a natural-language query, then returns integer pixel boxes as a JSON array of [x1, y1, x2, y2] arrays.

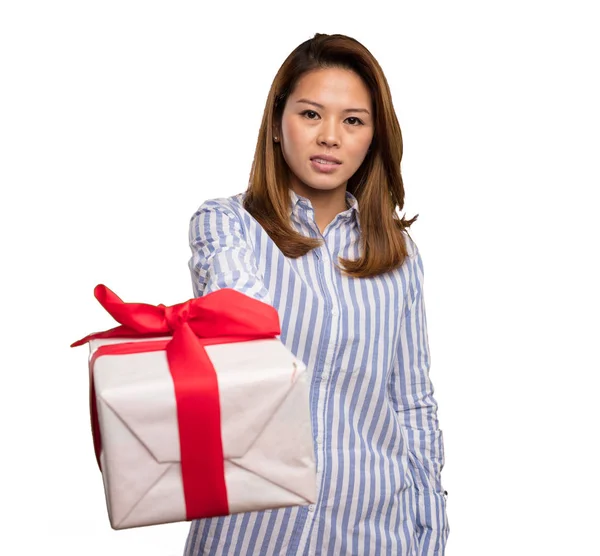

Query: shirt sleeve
[[388, 240, 449, 555], [188, 199, 272, 303]]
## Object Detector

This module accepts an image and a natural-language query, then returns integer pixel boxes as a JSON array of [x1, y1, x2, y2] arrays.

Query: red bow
[[71, 284, 280, 347], [72, 285, 280, 520]]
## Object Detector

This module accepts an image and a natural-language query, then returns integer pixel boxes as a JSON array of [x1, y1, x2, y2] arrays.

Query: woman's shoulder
[[401, 230, 420, 261], [188, 193, 259, 242], [190, 192, 246, 219]]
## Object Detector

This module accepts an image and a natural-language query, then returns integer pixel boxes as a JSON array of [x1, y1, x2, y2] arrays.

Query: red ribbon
[[71, 285, 280, 520]]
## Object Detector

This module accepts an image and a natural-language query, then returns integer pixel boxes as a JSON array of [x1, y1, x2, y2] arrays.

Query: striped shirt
[[184, 189, 449, 555]]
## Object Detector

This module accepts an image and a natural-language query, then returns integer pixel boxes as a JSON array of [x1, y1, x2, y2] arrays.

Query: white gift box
[[88, 336, 317, 530]]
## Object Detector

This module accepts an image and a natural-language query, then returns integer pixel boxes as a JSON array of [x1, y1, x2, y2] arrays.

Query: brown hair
[[243, 32, 417, 278]]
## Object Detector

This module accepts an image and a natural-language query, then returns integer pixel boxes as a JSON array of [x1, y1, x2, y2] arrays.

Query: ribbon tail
[[167, 322, 229, 519], [90, 375, 102, 470]]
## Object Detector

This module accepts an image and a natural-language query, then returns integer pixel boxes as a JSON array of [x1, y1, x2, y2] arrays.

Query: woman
[[185, 33, 449, 556]]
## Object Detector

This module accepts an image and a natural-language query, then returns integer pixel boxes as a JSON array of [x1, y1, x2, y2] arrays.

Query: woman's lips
[[310, 158, 341, 173]]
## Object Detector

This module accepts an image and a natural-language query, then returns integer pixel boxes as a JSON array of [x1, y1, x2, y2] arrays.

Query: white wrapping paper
[[89, 336, 317, 530]]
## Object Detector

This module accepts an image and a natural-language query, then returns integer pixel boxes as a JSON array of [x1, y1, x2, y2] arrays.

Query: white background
[[1, 1, 598, 554]]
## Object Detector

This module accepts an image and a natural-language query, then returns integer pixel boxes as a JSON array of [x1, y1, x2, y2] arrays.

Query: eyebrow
[[295, 98, 371, 115]]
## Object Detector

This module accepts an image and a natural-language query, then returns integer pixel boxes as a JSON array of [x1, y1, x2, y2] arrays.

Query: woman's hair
[[243, 32, 417, 279]]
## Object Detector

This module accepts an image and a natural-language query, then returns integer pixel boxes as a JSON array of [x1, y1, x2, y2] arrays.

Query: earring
[[274, 136, 279, 142]]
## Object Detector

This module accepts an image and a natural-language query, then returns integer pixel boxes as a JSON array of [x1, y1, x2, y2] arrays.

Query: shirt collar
[[288, 188, 360, 227]]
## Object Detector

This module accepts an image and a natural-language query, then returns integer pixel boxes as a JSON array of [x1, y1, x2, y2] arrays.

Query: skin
[[274, 67, 374, 234]]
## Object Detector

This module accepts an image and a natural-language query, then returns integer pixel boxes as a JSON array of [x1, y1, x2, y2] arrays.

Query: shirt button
[[308, 504, 315, 512], [315, 435, 323, 444], [321, 372, 328, 380], [331, 308, 339, 316]]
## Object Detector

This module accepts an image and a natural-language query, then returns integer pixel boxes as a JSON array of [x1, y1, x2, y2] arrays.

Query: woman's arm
[[389, 241, 449, 555], [188, 199, 271, 302]]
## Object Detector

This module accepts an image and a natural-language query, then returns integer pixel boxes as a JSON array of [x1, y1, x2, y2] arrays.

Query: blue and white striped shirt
[[184, 189, 449, 555]]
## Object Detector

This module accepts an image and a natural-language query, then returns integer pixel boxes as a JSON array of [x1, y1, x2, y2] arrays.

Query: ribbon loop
[[71, 285, 280, 347]]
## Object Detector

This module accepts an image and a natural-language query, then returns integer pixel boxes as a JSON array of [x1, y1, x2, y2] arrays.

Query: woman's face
[[277, 67, 374, 198]]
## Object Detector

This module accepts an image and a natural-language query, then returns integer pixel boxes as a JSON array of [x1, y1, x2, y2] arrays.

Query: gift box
[[72, 286, 317, 530]]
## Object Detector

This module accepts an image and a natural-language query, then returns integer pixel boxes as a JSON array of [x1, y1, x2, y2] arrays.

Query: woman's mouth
[[310, 158, 341, 173]]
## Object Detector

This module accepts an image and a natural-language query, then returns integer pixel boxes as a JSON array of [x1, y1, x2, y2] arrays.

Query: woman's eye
[[300, 110, 363, 126], [346, 117, 364, 126]]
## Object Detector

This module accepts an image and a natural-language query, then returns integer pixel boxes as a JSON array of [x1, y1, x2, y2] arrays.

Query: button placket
[[319, 236, 340, 387], [321, 238, 341, 320]]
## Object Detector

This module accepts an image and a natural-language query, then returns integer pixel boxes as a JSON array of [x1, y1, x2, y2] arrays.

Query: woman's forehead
[[290, 68, 372, 110]]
